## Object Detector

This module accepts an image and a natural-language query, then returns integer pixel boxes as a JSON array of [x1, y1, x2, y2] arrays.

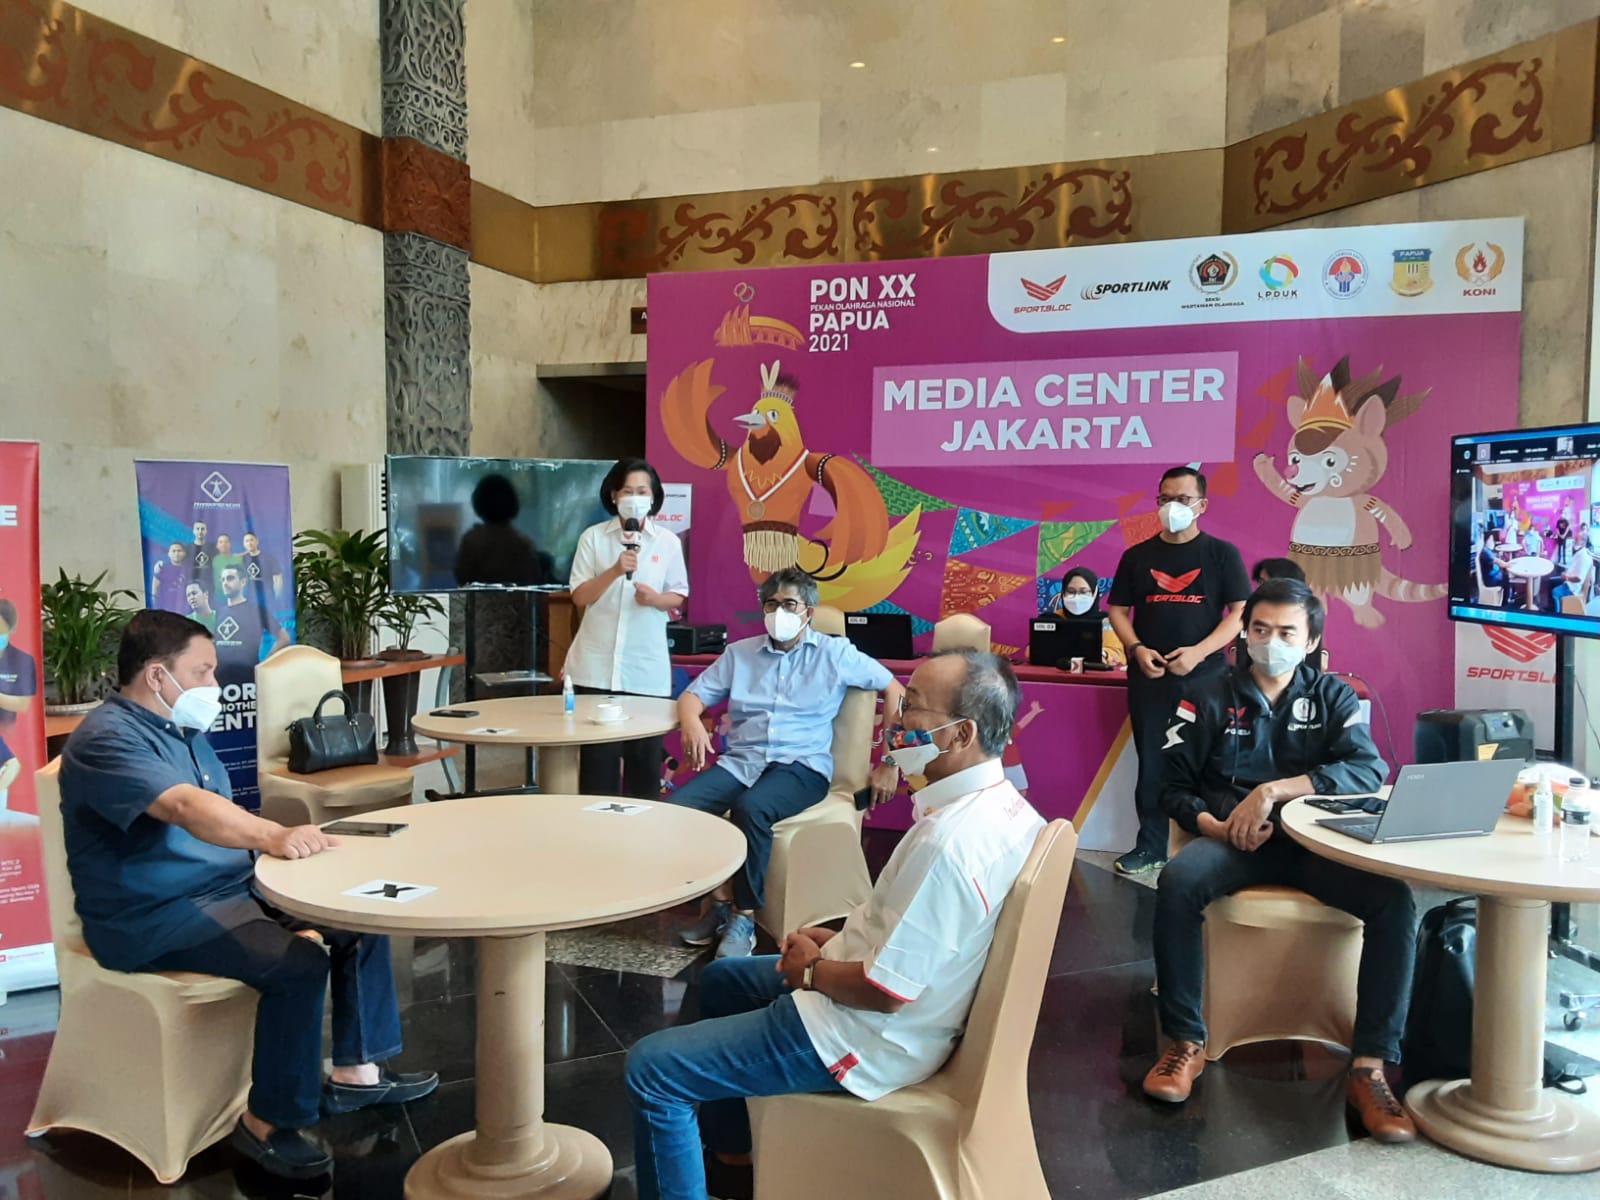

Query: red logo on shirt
[[1145, 567, 1204, 604]]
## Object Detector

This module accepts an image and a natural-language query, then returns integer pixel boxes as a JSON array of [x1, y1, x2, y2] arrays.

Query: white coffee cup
[[595, 702, 624, 723]]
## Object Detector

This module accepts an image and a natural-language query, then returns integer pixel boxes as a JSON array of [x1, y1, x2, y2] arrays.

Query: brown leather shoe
[[1346, 1067, 1417, 1143], [1143, 1040, 1205, 1103]]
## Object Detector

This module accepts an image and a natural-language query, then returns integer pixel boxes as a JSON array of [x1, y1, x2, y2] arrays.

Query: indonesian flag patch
[[1176, 700, 1197, 723]]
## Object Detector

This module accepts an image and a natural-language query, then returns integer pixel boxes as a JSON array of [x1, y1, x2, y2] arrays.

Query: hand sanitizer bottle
[[563, 672, 576, 716]]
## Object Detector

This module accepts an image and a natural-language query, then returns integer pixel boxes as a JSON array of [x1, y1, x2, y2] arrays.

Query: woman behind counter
[[564, 458, 688, 798], [1049, 566, 1125, 667]]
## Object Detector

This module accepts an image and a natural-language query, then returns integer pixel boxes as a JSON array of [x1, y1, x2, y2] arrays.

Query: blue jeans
[[145, 898, 403, 1128], [663, 762, 829, 910], [1154, 834, 1416, 1061], [626, 956, 844, 1200]]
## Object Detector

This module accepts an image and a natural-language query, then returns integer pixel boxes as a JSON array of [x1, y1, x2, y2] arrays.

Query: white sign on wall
[[1453, 622, 1555, 752]]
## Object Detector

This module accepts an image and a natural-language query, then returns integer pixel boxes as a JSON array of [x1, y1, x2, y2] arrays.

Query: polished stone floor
[[5, 838, 1599, 1199]]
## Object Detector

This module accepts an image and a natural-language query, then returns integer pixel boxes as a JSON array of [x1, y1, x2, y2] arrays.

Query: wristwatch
[[802, 960, 818, 991], [1128, 642, 1145, 655]]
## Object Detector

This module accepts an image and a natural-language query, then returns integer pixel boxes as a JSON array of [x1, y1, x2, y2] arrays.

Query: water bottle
[[1533, 776, 1555, 836], [562, 672, 575, 716], [1561, 781, 1592, 863]]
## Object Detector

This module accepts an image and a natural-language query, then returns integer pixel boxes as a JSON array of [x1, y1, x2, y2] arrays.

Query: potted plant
[[40, 570, 137, 714], [292, 528, 389, 664], [378, 591, 446, 662]]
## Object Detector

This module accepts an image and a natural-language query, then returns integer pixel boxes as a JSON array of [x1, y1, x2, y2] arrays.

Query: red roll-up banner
[[0, 441, 55, 992]]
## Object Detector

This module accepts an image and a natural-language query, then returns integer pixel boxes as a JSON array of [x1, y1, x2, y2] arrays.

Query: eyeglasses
[[896, 697, 958, 722], [760, 598, 806, 614], [1062, 588, 1094, 598], [1157, 493, 1199, 507]]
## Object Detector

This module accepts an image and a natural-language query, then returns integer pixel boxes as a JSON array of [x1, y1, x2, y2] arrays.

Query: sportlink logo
[[1014, 275, 1071, 315], [1080, 279, 1171, 301]]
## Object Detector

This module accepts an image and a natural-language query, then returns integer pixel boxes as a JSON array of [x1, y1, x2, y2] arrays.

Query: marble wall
[[83, 0, 382, 133], [1238, 0, 1600, 427], [0, 105, 386, 591], [523, 0, 1230, 205]]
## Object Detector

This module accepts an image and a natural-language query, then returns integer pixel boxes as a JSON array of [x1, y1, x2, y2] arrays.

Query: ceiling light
[[927, 146, 940, 153], [849, 61, 866, 69], [1052, 36, 1067, 44]]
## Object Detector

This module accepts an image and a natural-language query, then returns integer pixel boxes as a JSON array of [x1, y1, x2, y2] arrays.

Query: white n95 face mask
[[1247, 637, 1306, 677], [1159, 501, 1196, 534], [764, 608, 806, 642], [1063, 593, 1094, 616], [161, 667, 223, 731], [618, 495, 652, 522]]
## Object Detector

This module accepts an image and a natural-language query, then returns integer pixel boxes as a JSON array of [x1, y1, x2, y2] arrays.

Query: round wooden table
[[255, 794, 746, 1199], [1507, 555, 1554, 611], [413, 695, 679, 794], [1281, 799, 1600, 1173]]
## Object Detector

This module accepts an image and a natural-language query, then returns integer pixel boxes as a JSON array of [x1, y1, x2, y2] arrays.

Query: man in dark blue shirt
[[59, 610, 436, 1180]]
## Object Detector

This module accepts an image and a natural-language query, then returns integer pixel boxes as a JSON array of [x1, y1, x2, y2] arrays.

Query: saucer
[[587, 714, 629, 725]]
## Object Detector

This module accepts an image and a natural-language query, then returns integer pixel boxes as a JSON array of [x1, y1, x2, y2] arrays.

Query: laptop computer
[[844, 611, 915, 660], [1030, 616, 1103, 669], [1314, 759, 1523, 844]]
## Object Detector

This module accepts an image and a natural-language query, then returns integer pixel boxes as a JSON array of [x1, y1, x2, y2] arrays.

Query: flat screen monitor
[[386, 455, 612, 594], [1449, 423, 1600, 638]]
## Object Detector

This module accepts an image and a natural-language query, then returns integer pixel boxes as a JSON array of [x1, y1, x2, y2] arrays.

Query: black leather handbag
[[287, 689, 378, 774]]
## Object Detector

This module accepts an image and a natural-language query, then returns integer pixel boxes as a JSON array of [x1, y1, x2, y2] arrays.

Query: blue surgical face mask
[[0, 633, 9, 653]]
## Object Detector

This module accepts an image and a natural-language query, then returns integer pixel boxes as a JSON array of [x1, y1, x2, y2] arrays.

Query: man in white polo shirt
[[625, 648, 1044, 1200]]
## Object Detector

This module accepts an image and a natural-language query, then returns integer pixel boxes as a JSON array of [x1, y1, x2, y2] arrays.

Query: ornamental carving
[[382, 135, 472, 249], [384, 232, 471, 457], [539, 156, 1174, 282], [0, 0, 374, 222], [1223, 21, 1595, 233], [379, 0, 467, 160]]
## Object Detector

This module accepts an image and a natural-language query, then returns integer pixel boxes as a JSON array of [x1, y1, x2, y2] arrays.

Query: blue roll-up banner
[[135, 461, 295, 808]]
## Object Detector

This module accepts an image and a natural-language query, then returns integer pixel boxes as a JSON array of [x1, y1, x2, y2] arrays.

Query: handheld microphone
[[622, 517, 642, 580]]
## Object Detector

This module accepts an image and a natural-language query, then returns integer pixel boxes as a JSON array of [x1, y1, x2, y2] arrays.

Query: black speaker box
[[1413, 708, 1534, 764]]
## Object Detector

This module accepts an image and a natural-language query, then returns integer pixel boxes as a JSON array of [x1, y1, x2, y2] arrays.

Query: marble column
[[380, 0, 471, 456]]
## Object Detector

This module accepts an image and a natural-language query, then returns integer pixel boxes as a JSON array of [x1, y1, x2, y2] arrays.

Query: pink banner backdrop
[[1503, 476, 1586, 533], [648, 221, 1523, 785]]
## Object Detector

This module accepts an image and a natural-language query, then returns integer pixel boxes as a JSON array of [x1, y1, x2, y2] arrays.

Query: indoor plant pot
[[40, 569, 136, 715]]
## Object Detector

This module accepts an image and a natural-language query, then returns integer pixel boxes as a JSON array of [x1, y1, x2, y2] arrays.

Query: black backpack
[[1403, 898, 1588, 1093]]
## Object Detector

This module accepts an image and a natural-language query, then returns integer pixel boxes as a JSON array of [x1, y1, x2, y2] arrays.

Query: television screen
[[386, 456, 612, 594], [1449, 423, 1600, 637]]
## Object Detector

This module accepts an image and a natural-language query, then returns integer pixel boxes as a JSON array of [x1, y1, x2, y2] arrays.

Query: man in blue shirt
[[671, 567, 903, 958], [59, 610, 436, 1180]]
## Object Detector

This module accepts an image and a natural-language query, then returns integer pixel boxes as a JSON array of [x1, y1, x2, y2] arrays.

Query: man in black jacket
[[1141, 579, 1417, 1144]]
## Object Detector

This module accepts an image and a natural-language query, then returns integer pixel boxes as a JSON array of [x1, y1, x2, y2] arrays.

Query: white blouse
[[563, 517, 689, 697]]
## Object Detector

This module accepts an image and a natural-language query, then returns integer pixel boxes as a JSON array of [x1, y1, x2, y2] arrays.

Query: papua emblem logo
[[1390, 249, 1432, 297]]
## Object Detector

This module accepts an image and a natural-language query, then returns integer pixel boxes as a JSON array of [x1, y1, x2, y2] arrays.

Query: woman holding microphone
[[565, 458, 688, 798]]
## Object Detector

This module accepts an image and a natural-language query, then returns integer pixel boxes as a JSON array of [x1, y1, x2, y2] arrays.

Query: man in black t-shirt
[[213, 566, 289, 672], [1108, 467, 1250, 874]]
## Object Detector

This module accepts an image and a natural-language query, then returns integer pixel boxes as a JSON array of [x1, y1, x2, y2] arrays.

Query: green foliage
[[293, 529, 390, 661], [39, 570, 137, 705], [380, 590, 445, 652]]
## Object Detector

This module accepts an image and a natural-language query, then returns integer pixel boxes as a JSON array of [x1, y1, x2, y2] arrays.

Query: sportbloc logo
[[1080, 279, 1171, 301], [1015, 275, 1070, 315], [1467, 626, 1556, 683], [1465, 624, 1555, 681], [1146, 567, 1203, 603]]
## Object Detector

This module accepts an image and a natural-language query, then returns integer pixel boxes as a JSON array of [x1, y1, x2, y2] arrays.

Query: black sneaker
[[320, 1068, 440, 1116], [1114, 849, 1167, 875], [227, 1118, 332, 1181]]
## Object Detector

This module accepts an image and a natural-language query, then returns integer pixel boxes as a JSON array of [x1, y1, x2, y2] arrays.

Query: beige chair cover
[[751, 819, 1078, 1200], [255, 644, 412, 826], [755, 687, 877, 938], [931, 613, 991, 653], [1167, 821, 1361, 1059], [26, 761, 258, 1183]]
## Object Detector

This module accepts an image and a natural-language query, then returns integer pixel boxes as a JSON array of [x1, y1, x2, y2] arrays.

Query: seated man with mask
[[59, 610, 437, 1180], [670, 566, 903, 958], [1142, 579, 1416, 1144], [628, 649, 1044, 1200]]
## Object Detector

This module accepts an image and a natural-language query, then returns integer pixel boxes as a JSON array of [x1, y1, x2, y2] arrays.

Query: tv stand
[[1550, 634, 1598, 1019]]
